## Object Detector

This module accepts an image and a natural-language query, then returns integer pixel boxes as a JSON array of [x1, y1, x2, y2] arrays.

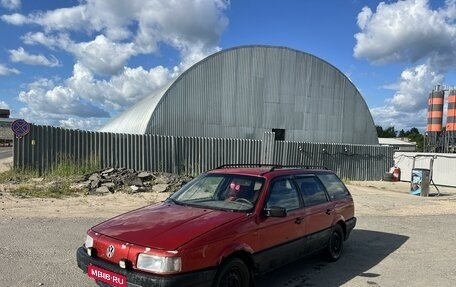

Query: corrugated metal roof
[[99, 80, 175, 134], [379, 138, 416, 146], [99, 45, 378, 145]]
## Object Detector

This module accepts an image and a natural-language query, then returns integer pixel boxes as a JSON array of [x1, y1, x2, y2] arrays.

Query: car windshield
[[168, 173, 264, 212]]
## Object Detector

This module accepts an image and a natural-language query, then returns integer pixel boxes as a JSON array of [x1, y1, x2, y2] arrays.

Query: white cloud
[[9, 47, 60, 67], [67, 62, 172, 111], [68, 35, 136, 75], [1, 0, 20, 10], [2, 0, 229, 75], [21, 32, 63, 48], [354, 0, 456, 65], [371, 63, 444, 132], [0, 63, 19, 75], [354, 0, 456, 131], [3, 0, 230, 130], [387, 64, 444, 112], [0, 101, 10, 109], [15, 62, 173, 129], [59, 117, 106, 131], [17, 78, 110, 119], [371, 105, 428, 132], [0, 12, 28, 25]]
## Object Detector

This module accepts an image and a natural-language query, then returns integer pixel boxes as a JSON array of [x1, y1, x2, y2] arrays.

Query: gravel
[[0, 181, 455, 287]]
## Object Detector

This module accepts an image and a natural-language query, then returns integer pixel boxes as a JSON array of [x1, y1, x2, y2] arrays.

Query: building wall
[[0, 120, 14, 144], [146, 46, 377, 144]]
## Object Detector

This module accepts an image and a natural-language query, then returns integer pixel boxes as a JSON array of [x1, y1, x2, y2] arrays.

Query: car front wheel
[[213, 257, 250, 287], [326, 224, 344, 261]]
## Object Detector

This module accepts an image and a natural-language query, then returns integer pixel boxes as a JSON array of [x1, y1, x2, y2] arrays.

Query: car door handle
[[294, 217, 304, 224], [326, 209, 333, 215]]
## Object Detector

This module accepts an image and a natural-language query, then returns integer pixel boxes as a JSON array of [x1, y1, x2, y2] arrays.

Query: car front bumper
[[76, 247, 216, 287]]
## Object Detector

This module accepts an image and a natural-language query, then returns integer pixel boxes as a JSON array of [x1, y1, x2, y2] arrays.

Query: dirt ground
[[1, 175, 456, 219], [0, 156, 12, 173], [1, 161, 456, 287], [1, 153, 455, 219]]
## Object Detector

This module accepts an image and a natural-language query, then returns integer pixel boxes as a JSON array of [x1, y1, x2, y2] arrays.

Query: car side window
[[317, 173, 350, 201], [296, 176, 328, 206], [266, 178, 300, 211]]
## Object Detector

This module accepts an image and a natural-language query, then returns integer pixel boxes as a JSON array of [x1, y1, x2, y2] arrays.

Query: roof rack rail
[[216, 163, 277, 169], [269, 165, 328, 171], [215, 164, 328, 173]]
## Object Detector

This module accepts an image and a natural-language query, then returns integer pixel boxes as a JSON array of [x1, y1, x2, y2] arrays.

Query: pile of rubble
[[79, 167, 194, 195]]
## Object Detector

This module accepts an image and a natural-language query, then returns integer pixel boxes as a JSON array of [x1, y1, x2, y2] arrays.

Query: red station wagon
[[76, 164, 356, 287]]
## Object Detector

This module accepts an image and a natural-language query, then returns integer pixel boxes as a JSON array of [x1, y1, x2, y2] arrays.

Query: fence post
[[261, 132, 275, 164]]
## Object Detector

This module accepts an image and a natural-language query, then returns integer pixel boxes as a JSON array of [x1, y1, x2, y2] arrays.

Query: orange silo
[[447, 89, 456, 132], [426, 89, 444, 133]]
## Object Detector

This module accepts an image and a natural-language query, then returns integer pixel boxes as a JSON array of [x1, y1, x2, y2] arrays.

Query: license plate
[[88, 264, 127, 287]]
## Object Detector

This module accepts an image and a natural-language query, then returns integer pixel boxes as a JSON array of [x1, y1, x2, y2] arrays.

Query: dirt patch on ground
[[0, 190, 171, 219], [349, 180, 456, 216], [1, 179, 456, 219], [0, 157, 12, 173]]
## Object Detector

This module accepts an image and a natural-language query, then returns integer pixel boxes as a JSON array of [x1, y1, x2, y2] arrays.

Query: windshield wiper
[[165, 198, 181, 205]]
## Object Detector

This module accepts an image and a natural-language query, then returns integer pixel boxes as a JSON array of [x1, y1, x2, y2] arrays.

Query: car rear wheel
[[213, 258, 250, 287], [326, 224, 344, 261]]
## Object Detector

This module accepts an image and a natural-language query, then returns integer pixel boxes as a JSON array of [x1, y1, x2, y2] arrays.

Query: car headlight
[[84, 235, 94, 248], [136, 253, 181, 274]]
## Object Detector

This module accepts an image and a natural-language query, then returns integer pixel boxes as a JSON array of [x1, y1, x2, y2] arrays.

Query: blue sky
[[0, 0, 455, 132]]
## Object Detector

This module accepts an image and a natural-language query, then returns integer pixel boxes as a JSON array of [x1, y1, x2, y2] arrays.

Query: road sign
[[11, 119, 30, 138]]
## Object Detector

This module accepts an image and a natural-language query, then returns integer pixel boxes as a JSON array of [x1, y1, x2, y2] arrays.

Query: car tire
[[326, 224, 344, 262], [213, 257, 250, 287]]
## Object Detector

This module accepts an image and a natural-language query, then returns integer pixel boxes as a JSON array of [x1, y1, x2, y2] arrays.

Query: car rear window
[[266, 178, 300, 211], [295, 175, 328, 206], [317, 173, 350, 200]]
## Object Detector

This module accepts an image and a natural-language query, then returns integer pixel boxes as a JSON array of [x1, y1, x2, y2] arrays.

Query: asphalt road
[[0, 146, 12, 160], [0, 188, 455, 287]]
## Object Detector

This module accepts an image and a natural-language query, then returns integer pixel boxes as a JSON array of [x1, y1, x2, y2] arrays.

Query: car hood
[[92, 202, 246, 250]]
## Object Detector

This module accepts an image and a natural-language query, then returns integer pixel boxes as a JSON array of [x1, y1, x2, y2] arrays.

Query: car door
[[254, 176, 306, 274], [317, 173, 355, 220], [295, 175, 335, 253]]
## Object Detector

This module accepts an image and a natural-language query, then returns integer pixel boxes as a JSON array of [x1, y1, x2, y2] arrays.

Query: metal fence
[[394, 152, 456, 187], [13, 125, 394, 180]]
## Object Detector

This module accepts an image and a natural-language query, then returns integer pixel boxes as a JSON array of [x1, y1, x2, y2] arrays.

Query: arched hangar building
[[100, 45, 378, 145]]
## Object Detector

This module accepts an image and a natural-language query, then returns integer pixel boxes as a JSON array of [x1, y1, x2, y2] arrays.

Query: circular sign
[[11, 119, 31, 138]]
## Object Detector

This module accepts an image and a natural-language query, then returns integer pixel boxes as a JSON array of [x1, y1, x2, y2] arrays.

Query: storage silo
[[425, 86, 444, 152], [446, 89, 456, 152]]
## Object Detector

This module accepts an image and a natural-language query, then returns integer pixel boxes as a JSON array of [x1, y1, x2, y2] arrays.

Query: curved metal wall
[[99, 81, 175, 134], [146, 46, 378, 145]]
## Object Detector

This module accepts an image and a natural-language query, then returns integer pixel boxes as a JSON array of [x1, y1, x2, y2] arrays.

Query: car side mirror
[[264, 206, 287, 217]]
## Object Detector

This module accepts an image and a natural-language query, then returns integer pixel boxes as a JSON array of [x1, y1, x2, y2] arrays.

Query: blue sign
[[11, 119, 30, 138]]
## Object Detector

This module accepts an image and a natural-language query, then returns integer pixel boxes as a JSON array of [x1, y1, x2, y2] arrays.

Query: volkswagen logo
[[106, 245, 115, 258]]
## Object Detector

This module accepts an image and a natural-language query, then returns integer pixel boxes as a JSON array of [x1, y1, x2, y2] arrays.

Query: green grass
[[50, 155, 100, 177], [342, 178, 352, 185], [8, 181, 81, 199], [0, 157, 100, 198]]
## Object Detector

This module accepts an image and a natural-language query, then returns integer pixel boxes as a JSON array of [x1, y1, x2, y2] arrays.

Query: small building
[[378, 138, 417, 152], [0, 109, 14, 146]]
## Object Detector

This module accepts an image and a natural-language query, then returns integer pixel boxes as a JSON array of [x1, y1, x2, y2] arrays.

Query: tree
[[407, 127, 423, 151], [376, 125, 397, 138], [375, 125, 424, 151]]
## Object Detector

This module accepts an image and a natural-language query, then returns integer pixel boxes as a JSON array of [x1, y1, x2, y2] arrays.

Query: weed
[[0, 156, 98, 198]]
